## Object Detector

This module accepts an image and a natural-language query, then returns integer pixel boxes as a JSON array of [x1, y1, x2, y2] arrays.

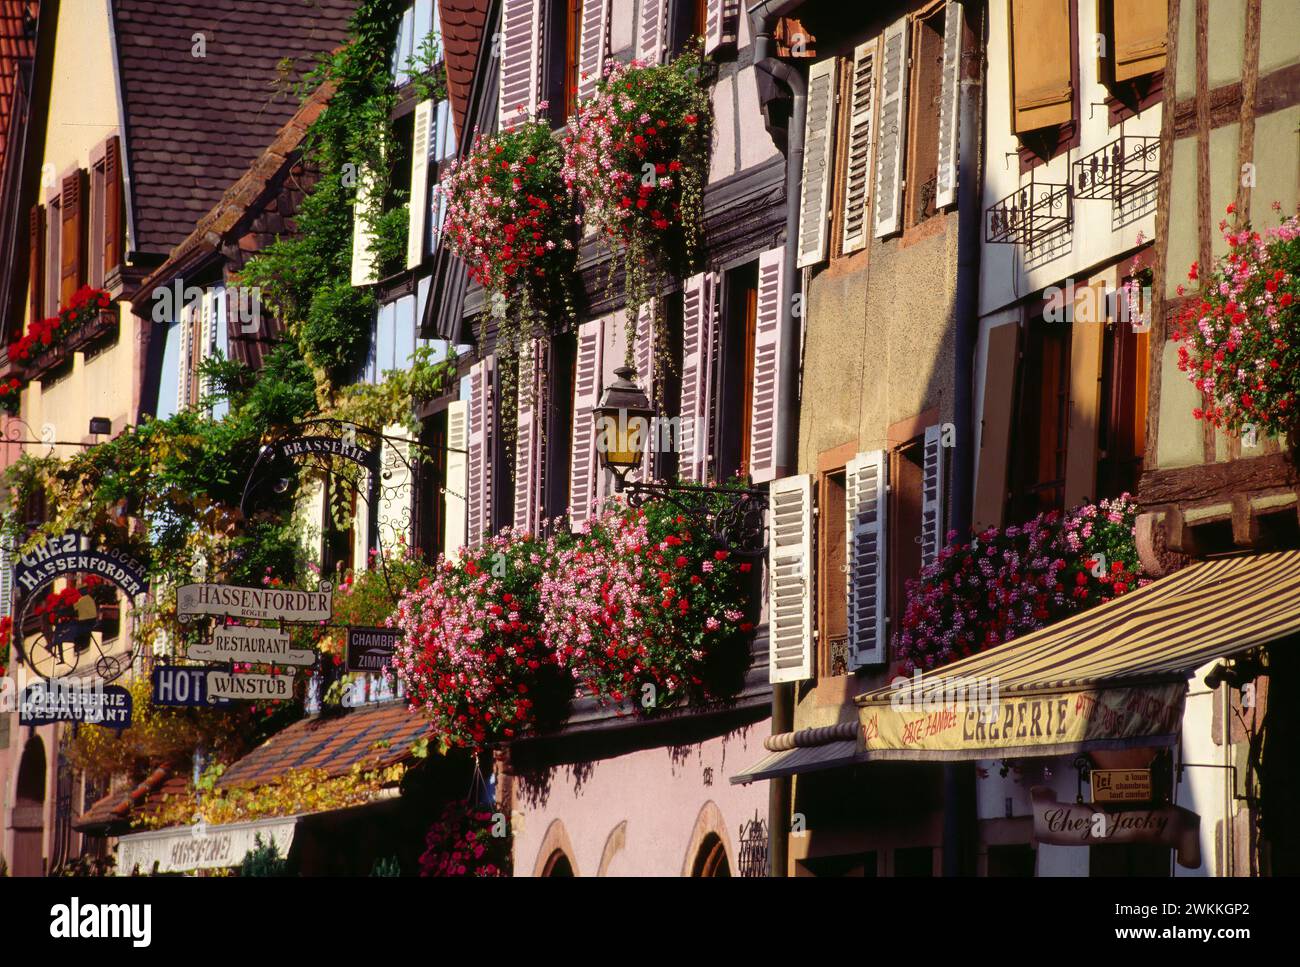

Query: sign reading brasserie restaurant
[[188, 625, 316, 667], [19, 681, 133, 728], [1030, 787, 1202, 867], [346, 626, 401, 672], [176, 582, 332, 624]]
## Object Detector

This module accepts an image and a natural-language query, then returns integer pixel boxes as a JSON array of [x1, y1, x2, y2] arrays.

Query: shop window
[[1089, 844, 1170, 876], [987, 844, 1036, 877], [798, 851, 879, 876], [1009, 0, 1079, 170], [1007, 318, 1070, 522], [893, 845, 935, 876]]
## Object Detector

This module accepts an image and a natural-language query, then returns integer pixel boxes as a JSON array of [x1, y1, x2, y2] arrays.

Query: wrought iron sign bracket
[[615, 479, 769, 558]]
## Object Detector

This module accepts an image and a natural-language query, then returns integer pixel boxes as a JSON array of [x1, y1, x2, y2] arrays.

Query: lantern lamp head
[[594, 366, 655, 487]]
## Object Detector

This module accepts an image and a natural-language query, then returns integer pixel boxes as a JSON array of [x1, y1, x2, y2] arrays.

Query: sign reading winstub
[[346, 626, 401, 672], [206, 671, 294, 702], [188, 625, 316, 667], [176, 582, 332, 624]]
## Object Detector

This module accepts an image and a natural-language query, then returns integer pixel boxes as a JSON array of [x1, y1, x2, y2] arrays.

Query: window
[[542, 850, 575, 876], [904, 8, 946, 228], [691, 833, 732, 877], [1096, 288, 1149, 499], [44, 194, 60, 315], [887, 437, 924, 641], [89, 158, 106, 290], [1008, 0, 1079, 168], [818, 466, 848, 676], [715, 262, 758, 482], [563, 0, 582, 119], [1007, 317, 1070, 521], [415, 408, 449, 561]]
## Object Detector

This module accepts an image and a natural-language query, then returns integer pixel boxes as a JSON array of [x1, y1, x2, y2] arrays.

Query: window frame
[[1006, 314, 1072, 522], [815, 440, 858, 678], [903, 4, 947, 230]]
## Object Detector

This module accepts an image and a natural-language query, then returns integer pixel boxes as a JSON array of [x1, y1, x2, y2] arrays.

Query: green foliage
[[328, 345, 459, 434], [302, 278, 377, 382], [371, 203, 410, 280], [239, 835, 289, 877], [371, 855, 402, 876]]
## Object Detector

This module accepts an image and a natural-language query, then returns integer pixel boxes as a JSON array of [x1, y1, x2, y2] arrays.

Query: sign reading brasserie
[[1030, 787, 1202, 867], [14, 531, 147, 598], [19, 681, 133, 728], [1091, 768, 1153, 803], [273, 435, 378, 470], [176, 582, 332, 624], [346, 626, 401, 672], [188, 625, 316, 667], [206, 671, 294, 702]]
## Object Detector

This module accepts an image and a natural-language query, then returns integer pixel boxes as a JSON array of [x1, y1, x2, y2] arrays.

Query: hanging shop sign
[[117, 815, 299, 876], [1029, 787, 1202, 868], [151, 665, 231, 708], [205, 671, 295, 702], [176, 582, 332, 624], [13, 531, 148, 599], [19, 680, 132, 727], [273, 435, 379, 470], [346, 626, 401, 672], [1090, 768, 1153, 804], [188, 625, 316, 667]]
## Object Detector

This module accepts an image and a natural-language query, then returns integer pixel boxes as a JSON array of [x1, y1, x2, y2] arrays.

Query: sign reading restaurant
[[176, 582, 332, 623], [188, 625, 316, 667]]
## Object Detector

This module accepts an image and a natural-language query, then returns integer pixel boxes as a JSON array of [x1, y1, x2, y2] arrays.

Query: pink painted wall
[[512, 720, 770, 877]]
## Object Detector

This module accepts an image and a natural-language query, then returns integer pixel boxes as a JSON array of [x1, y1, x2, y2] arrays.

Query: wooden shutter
[[350, 165, 379, 286], [749, 247, 785, 483], [920, 424, 946, 567], [514, 338, 550, 532], [0, 545, 12, 620], [1113, 0, 1167, 82], [378, 422, 415, 552], [468, 356, 498, 545], [577, 0, 609, 101], [935, 2, 963, 210], [846, 449, 887, 668], [632, 304, 657, 482], [176, 302, 192, 412], [60, 171, 86, 306], [873, 17, 909, 238], [1065, 305, 1104, 508], [444, 400, 470, 560], [1009, 0, 1073, 133], [841, 42, 877, 255], [568, 317, 606, 524], [407, 100, 434, 269], [499, 0, 542, 130], [973, 320, 1020, 532], [636, 0, 667, 64], [28, 205, 44, 321], [198, 290, 215, 408], [679, 271, 720, 483], [103, 136, 123, 275], [705, 0, 738, 55], [768, 474, 814, 683], [797, 56, 837, 267]]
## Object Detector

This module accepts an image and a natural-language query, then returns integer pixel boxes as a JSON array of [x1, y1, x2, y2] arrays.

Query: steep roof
[[110, 0, 357, 255], [437, 0, 490, 143], [0, 0, 37, 178]]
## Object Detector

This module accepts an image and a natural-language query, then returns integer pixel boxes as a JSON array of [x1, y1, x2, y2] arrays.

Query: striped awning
[[853, 551, 1300, 761]]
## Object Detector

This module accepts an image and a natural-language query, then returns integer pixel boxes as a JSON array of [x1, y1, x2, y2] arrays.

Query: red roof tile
[[0, 0, 37, 178], [438, 0, 489, 144], [74, 765, 187, 834]]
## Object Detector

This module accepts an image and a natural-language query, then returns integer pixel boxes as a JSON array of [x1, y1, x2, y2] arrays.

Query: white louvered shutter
[[176, 299, 192, 411], [921, 423, 947, 567], [636, 0, 667, 63], [797, 57, 837, 268], [934, 2, 963, 210], [841, 41, 877, 255], [0, 545, 13, 619], [705, 0, 737, 55], [768, 474, 813, 683], [407, 99, 434, 269], [499, 0, 542, 130], [444, 399, 469, 560], [468, 356, 498, 545], [198, 289, 215, 410], [748, 247, 785, 483], [514, 338, 550, 533], [350, 164, 379, 285], [378, 422, 415, 553], [577, 0, 609, 102], [846, 450, 888, 668], [568, 317, 606, 525], [873, 17, 910, 238], [633, 304, 657, 482], [679, 271, 720, 483]]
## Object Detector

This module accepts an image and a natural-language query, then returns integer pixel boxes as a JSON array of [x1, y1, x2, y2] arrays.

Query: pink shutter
[[633, 303, 657, 482], [577, 0, 609, 101], [679, 272, 720, 484], [568, 317, 606, 524], [636, 0, 667, 64], [705, 0, 738, 55], [514, 338, 550, 533], [468, 356, 498, 544], [748, 247, 786, 483], [499, 0, 542, 131]]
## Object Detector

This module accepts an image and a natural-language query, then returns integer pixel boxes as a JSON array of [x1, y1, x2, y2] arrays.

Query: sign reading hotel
[[1091, 768, 1153, 803], [1030, 787, 1202, 867], [858, 682, 1187, 759], [13, 531, 148, 599], [188, 625, 316, 667], [176, 582, 332, 624], [206, 671, 295, 702], [273, 435, 378, 470], [346, 626, 401, 672], [152, 665, 231, 707]]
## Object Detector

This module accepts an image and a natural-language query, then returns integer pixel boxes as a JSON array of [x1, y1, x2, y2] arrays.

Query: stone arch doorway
[[12, 735, 47, 876], [691, 832, 732, 877]]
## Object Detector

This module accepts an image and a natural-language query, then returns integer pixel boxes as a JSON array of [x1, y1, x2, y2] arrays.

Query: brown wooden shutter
[[1064, 281, 1106, 508], [28, 205, 45, 322], [103, 136, 124, 276], [1112, 0, 1167, 82], [973, 319, 1020, 532], [60, 171, 86, 306], [1009, 0, 1073, 133]]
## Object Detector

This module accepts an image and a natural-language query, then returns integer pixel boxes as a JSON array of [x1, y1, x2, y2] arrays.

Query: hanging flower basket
[[1173, 205, 1300, 440], [419, 799, 510, 877]]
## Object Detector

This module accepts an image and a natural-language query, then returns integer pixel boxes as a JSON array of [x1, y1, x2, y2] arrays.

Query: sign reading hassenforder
[[176, 582, 332, 624]]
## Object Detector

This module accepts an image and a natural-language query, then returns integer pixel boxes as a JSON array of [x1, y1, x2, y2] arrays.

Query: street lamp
[[592, 366, 656, 490]]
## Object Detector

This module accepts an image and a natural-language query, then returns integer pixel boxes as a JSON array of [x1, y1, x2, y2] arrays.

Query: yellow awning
[[854, 551, 1300, 760]]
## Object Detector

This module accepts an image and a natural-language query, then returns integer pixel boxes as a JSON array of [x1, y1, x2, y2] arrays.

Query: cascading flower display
[[896, 494, 1144, 675], [1173, 205, 1300, 438], [419, 799, 510, 877], [539, 495, 755, 714], [4, 285, 113, 411]]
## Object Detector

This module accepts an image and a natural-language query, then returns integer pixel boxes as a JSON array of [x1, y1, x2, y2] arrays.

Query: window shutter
[[0, 545, 12, 620], [406, 100, 434, 270], [636, 0, 667, 63], [973, 321, 1020, 532], [198, 290, 215, 409], [514, 337, 550, 532], [104, 135, 123, 275], [60, 171, 86, 306], [468, 356, 498, 545], [935, 2, 963, 210], [1009, 0, 1073, 133], [846, 449, 887, 668], [378, 422, 415, 552], [176, 303, 192, 412], [349, 165, 379, 286], [797, 56, 837, 268], [920, 424, 947, 567], [632, 304, 657, 482], [749, 247, 785, 483], [1112, 0, 1168, 82], [768, 473, 814, 683], [679, 271, 720, 483], [568, 317, 606, 524], [28, 205, 44, 321], [444, 399, 470, 559], [873, 17, 909, 238], [499, 0, 542, 130], [840, 41, 877, 255], [577, 0, 609, 102], [705, 0, 738, 55], [1065, 311, 1104, 508]]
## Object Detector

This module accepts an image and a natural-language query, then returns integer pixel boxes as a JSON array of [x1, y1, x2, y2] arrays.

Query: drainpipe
[[943, 0, 986, 878], [750, 0, 806, 879]]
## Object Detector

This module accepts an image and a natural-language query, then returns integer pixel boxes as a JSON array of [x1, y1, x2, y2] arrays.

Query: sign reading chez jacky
[[346, 626, 401, 672], [176, 582, 332, 623], [857, 682, 1187, 759], [1030, 786, 1202, 867], [188, 625, 316, 667]]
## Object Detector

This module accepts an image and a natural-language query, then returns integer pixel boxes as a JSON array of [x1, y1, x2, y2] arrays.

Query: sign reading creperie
[[857, 682, 1186, 760]]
